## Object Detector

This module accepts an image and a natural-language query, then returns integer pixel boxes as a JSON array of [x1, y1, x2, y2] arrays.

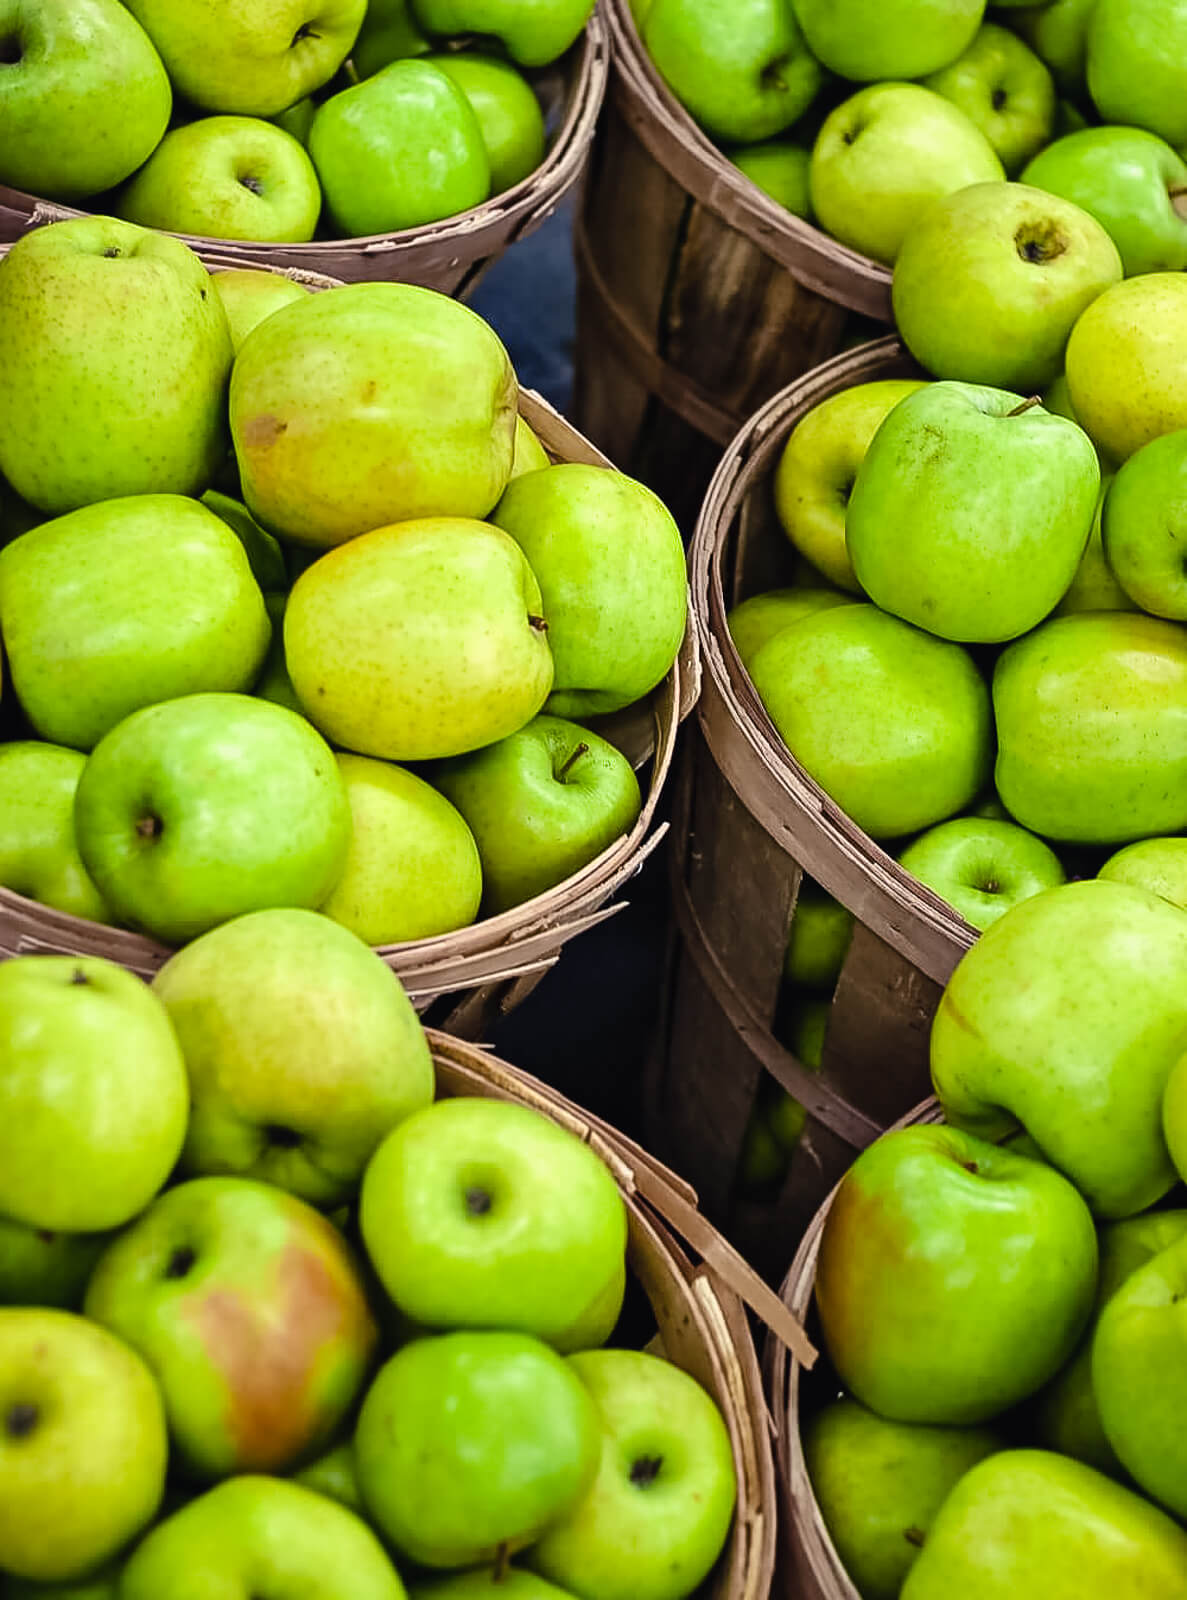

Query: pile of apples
[[0, 910, 739, 1596], [0, 0, 597, 243], [797, 874, 1187, 1598], [630, 0, 1187, 278], [0, 218, 687, 952]]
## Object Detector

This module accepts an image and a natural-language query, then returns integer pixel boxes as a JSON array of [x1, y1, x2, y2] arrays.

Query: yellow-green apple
[[1100, 429, 1187, 616], [792, 0, 983, 80], [785, 878, 854, 989], [0, 742, 110, 921], [433, 715, 641, 915], [413, 1574, 576, 1598], [1166, 1053, 1187, 1177], [899, 1449, 1187, 1598], [923, 23, 1055, 175], [993, 613, 1187, 842], [309, 60, 490, 236], [152, 908, 434, 1205], [1100, 837, 1187, 907], [847, 382, 1099, 641], [510, 416, 550, 480], [120, 1477, 407, 1600], [230, 282, 516, 546], [491, 463, 686, 717], [254, 592, 303, 712], [1086, 0, 1187, 149], [899, 816, 1066, 931], [810, 86, 1004, 267], [528, 1349, 737, 1600], [0, 1218, 109, 1310], [322, 755, 483, 942], [0, 1310, 166, 1582], [748, 604, 992, 839], [200, 488, 289, 591], [1054, 473, 1135, 613], [410, 0, 595, 67], [1064, 273, 1187, 461], [727, 587, 853, 666], [0, 494, 270, 750], [0, 0, 171, 201], [773, 379, 927, 590], [930, 878, 1187, 1216], [122, 0, 366, 117], [428, 54, 546, 193], [293, 1440, 364, 1512], [284, 519, 553, 759], [1011, 0, 1096, 96], [85, 1177, 378, 1480], [360, 1096, 627, 1349], [641, 0, 822, 143], [351, 0, 429, 76], [73, 692, 351, 945], [893, 182, 1122, 390], [805, 1398, 1002, 1600], [355, 1330, 600, 1567], [815, 1125, 1098, 1423], [731, 141, 812, 217], [1022, 128, 1187, 277], [1035, 1211, 1187, 1474], [118, 117, 322, 244], [0, 218, 233, 515], [212, 269, 311, 354], [0, 955, 187, 1232]]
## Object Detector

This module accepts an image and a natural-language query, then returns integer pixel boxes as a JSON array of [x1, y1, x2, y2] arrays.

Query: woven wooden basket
[[572, 0, 893, 529], [0, 249, 699, 1037], [646, 337, 976, 1278], [0, 13, 608, 296], [429, 1027, 792, 1600]]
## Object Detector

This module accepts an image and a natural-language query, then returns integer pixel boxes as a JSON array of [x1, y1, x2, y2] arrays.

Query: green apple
[[0, 742, 110, 922], [804, 1398, 1002, 1600], [86, 1176, 378, 1480], [153, 907, 434, 1205], [737, 1110, 788, 1191], [433, 715, 641, 915], [1100, 428, 1187, 616], [727, 587, 853, 666], [810, 86, 1004, 267], [272, 95, 317, 144], [411, 0, 594, 67], [0, 0, 171, 201], [284, 518, 553, 760], [641, 0, 822, 144], [1086, 0, 1187, 149], [749, 604, 992, 840], [0, 1218, 109, 1310], [360, 1095, 627, 1349], [0, 1309, 167, 1582], [1023, 127, 1187, 278], [0, 494, 270, 750], [200, 487, 289, 591], [1100, 836, 1187, 907], [74, 692, 351, 945], [774, 379, 927, 590], [899, 1449, 1187, 1598], [355, 1330, 600, 1567], [0, 955, 187, 1233], [428, 54, 546, 193], [785, 878, 854, 989], [230, 282, 516, 546], [1167, 1052, 1187, 1178], [120, 1476, 407, 1599], [310, 60, 490, 236], [848, 382, 1099, 642], [119, 116, 322, 244], [899, 817, 1066, 931], [931, 878, 1187, 1216], [763, 997, 828, 1152], [1035, 1211, 1187, 1475], [254, 591, 304, 712], [1065, 272, 1187, 462], [792, 0, 984, 80], [491, 463, 687, 718], [730, 141, 812, 218], [923, 23, 1055, 175], [529, 1349, 737, 1600], [1054, 472, 1135, 613], [322, 754, 483, 942], [1011, 0, 1097, 96], [351, 0, 430, 76], [510, 415, 550, 480], [816, 1124, 1098, 1423], [293, 1440, 364, 1512], [0, 218, 233, 515], [413, 1574, 576, 1599], [893, 181, 1122, 391], [122, 0, 366, 117], [993, 612, 1187, 843]]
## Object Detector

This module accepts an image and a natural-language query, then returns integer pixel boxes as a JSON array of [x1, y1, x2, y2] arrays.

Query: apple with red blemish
[[83, 1176, 377, 1482]]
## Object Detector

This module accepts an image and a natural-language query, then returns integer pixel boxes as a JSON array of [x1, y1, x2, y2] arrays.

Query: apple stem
[[136, 814, 163, 840], [528, 615, 548, 632], [493, 1543, 511, 1582], [1171, 185, 1187, 219], [904, 1527, 926, 1548], [557, 742, 590, 782], [4, 1403, 38, 1439], [1006, 396, 1043, 418]]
